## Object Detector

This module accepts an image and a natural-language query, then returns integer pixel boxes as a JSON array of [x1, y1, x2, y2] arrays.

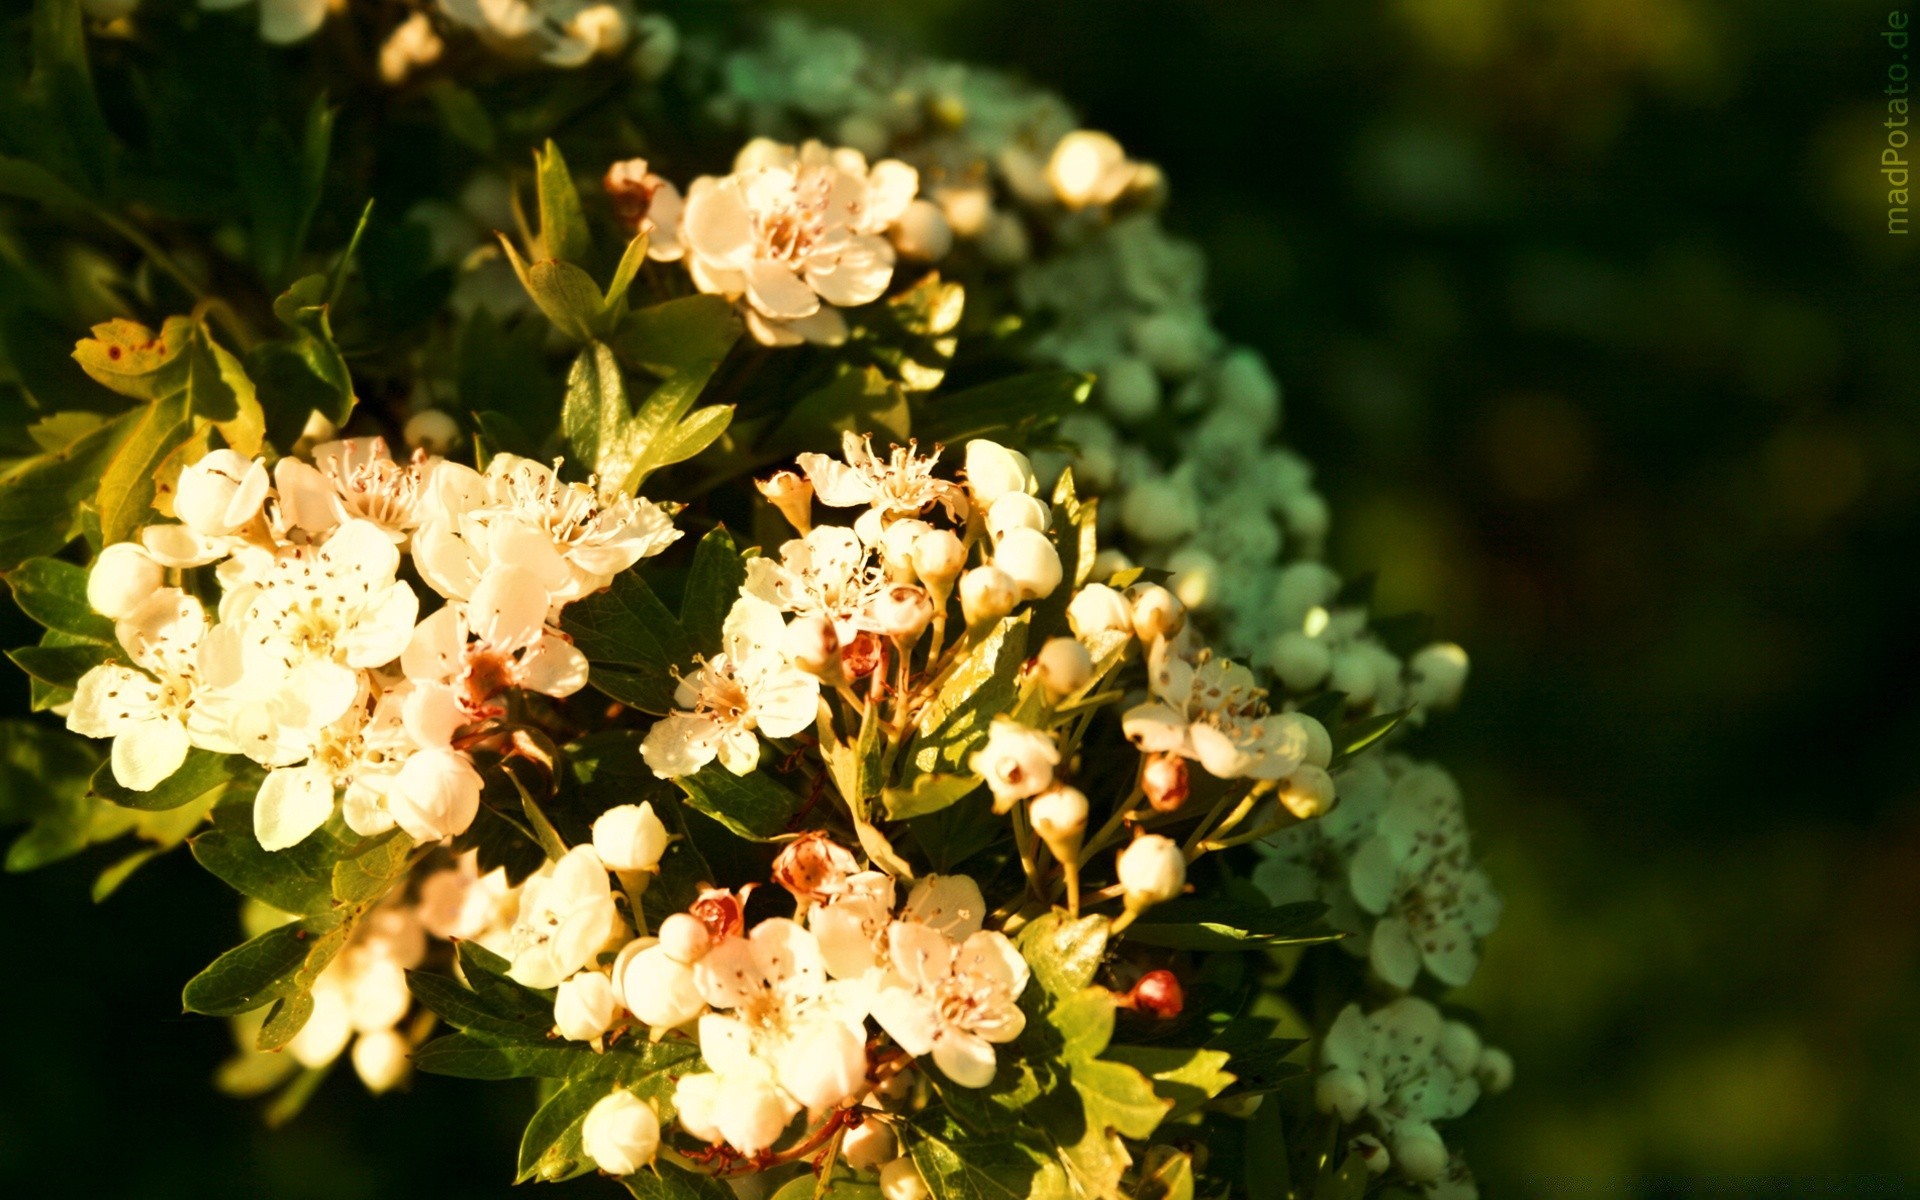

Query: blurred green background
[[4, 0, 1917, 1195]]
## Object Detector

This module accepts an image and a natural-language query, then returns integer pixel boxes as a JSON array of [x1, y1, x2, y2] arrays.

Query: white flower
[[67, 589, 236, 791], [681, 139, 917, 346], [251, 684, 436, 850], [555, 970, 619, 1042], [1046, 131, 1139, 209], [582, 1089, 660, 1176], [1122, 640, 1306, 782], [967, 717, 1059, 812], [198, 0, 329, 46], [962, 440, 1035, 506], [351, 1028, 411, 1093], [436, 0, 637, 67], [1117, 834, 1185, 909], [592, 803, 669, 873], [174, 448, 269, 538], [402, 565, 591, 716], [679, 918, 870, 1152], [1318, 998, 1483, 1185], [870, 920, 1029, 1088], [378, 12, 444, 85], [86, 543, 164, 621], [744, 524, 887, 643], [386, 747, 484, 843], [604, 159, 686, 261], [641, 596, 820, 778], [506, 846, 620, 989], [796, 433, 968, 536], [417, 852, 521, 954], [274, 438, 436, 543]]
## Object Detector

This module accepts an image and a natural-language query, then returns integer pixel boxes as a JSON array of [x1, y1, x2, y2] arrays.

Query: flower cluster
[[68, 439, 677, 852]]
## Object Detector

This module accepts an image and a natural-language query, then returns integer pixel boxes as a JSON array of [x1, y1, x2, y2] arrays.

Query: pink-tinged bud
[[1117, 834, 1185, 910], [840, 629, 886, 680], [1034, 636, 1094, 699], [656, 913, 712, 964], [688, 885, 750, 942], [1123, 969, 1184, 1020], [772, 832, 860, 907], [604, 159, 669, 228], [757, 470, 815, 534], [1142, 753, 1190, 813]]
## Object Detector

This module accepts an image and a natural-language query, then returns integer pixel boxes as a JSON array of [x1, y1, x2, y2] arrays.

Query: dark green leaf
[[673, 764, 802, 841], [766, 365, 911, 455], [6, 640, 110, 688], [188, 802, 344, 915], [406, 970, 552, 1043], [4, 558, 111, 642], [679, 526, 746, 655], [624, 1163, 736, 1200], [1125, 899, 1339, 952], [182, 914, 341, 1016], [563, 569, 689, 713], [903, 1110, 1068, 1200], [331, 828, 412, 905], [913, 371, 1090, 446], [89, 749, 232, 812], [412, 1031, 586, 1080], [0, 406, 129, 570]]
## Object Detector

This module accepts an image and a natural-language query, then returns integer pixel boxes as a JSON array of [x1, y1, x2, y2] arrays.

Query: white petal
[[902, 876, 986, 941], [715, 727, 761, 776], [519, 635, 589, 698], [402, 604, 466, 683], [745, 260, 821, 321], [1369, 916, 1422, 990], [682, 179, 756, 271], [932, 1031, 998, 1088], [253, 765, 337, 851], [869, 983, 939, 1057], [470, 565, 548, 652], [342, 584, 420, 669], [641, 714, 720, 778], [111, 717, 191, 792]]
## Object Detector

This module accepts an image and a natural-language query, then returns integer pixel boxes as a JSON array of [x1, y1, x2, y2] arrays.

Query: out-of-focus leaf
[[913, 370, 1090, 446], [0, 411, 131, 570]]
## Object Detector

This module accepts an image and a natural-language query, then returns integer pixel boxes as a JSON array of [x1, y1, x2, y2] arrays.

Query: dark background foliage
[[4, 0, 1918, 1195]]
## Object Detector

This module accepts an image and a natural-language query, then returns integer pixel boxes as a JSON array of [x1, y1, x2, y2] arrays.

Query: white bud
[[174, 449, 269, 537], [1329, 650, 1378, 706], [992, 528, 1061, 600], [1439, 1021, 1483, 1076], [778, 1018, 869, 1110], [616, 943, 704, 1030], [1117, 834, 1185, 909], [351, 1029, 410, 1094], [910, 528, 967, 594], [1067, 583, 1133, 640], [87, 543, 164, 620], [1268, 632, 1331, 692], [1315, 1067, 1368, 1121], [403, 409, 460, 455], [880, 1157, 932, 1200], [1278, 765, 1336, 820], [1350, 1132, 1390, 1176], [1099, 355, 1161, 423], [389, 749, 483, 842], [1047, 130, 1133, 208], [1409, 642, 1470, 709], [842, 1118, 898, 1171], [986, 492, 1051, 541], [892, 198, 954, 262], [1390, 1122, 1448, 1184], [964, 440, 1035, 506], [967, 717, 1059, 811], [1476, 1046, 1514, 1095], [1125, 584, 1186, 644], [555, 970, 618, 1042], [1034, 637, 1093, 699], [592, 803, 668, 873], [870, 585, 935, 642], [1028, 786, 1088, 862], [1285, 712, 1333, 769], [656, 913, 712, 965], [784, 614, 842, 678], [879, 518, 933, 582], [959, 565, 1018, 628], [673, 1072, 724, 1143], [581, 1089, 660, 1176], [1165, 546, 1218, 612]]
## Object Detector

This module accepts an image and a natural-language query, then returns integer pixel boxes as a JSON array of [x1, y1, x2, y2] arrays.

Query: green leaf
[[424, 80, 495, 153], [238, 95, 333, 287], [24, 0, 113, 195], [562, 569, 690, 713], [89, 749, 232, 812], [883, 771, 982, 821], [411, 1031, 587, 1080], [563, 342, 643, 497], [0, 406, 129, 570], [1015, 911, 1110, 1001], [618, 359, 729, 494], [862, 274, 965, 392], [1332, 706, 1411, 766], [1103, 1045, 1235, 1119], [535, 139, 591, 264], [905, 614, 1030, 777], [912, 370, 1091, 446], [517, 1043, 701, 1183], [1045, 987, 1116, 1062], [251, 275, 355, 446], [6, 640, 110, 688], [673, 764, 801, 841], [1071, 1058, 1169, 1140], [679, 526, 746, 655], [624, 1163, 736, 1200], [182, 913, 342, 1016], [330, 828, 412, 905], [903, 1111, 1069, 1200], [0, 717, 104, 872], [92, 389, 195, 547], [768, 1173, 881, 1200], [499, 236, 603, 342], [612, 294, 743, 377], [929, 1057, 1049, 1136], [1124, 899, 1339, 952], [766, 365, 911, 455], [188, 802, 344, 916], [6, 554, 119, 641], [1136, 1147, 1196, 1200], [71, 316, 196, 402], [1206, 1019, 1306, 1098], [1241, 1088, 1292, 1198], [406, 969, 553, 1043]]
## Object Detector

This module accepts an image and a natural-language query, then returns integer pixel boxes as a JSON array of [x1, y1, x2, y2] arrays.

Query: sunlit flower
[[640, 596, 819, 778]]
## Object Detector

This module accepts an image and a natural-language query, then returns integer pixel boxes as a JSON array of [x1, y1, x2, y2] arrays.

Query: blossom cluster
[[67, 438, 678, 851]]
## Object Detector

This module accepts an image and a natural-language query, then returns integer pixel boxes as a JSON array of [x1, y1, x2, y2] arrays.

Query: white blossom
[[641, 595, 819, 778], [506, 846, 620, 989], [67, 589, 233, 792], [870, 918, 1028, 1088], [796, 433, 968, 537], [1122, 640, 1307, 782], [582, 1089, 661, 1176]]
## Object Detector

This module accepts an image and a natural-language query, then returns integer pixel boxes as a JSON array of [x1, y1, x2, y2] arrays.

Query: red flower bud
[[1126, 969, 1184, 1020]]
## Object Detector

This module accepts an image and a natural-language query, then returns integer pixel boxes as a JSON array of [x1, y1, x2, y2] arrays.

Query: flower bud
[[403, 409, 460, 455], [773, 832, 859, 908], [1268, 631, 1331, 692], [582, 1089, 660, 1176], [630, 14, 679, 81], [1142, 753, 1190, 813], [910, 528, 966, 602], [1034, 637, 1093, 700], [555, 970, 618, 1042], [1286, 712, 1333, 769], [1476, 1047, 1514, 1095], [1439, 1021, 1483, 1076], [87, 543, 164, 620], [1028, 785, 1087, 864], [1283, 490, 1331, 542], [1315, 1067, 1368, 1122], [1390, 1122, 1448, 1184], [870, 585, 935, 643], [174, 449, 269, 537], [963, 440, 1035, 506], [879, 518, 933, 582], [842, 1117, 898, 1171], [1067, 583, 1133, 640], [657, 913, 712, 964], [1124, 969, 1184, 1020], [1278, 765, 1336, 820], [616, 943, 704, 1030], [758, 469, 814, 534], [389, 749, 483, 842], [1409, 642, 1470, 709], [351, 1029, 410, 1094], [673, 1072, 724, 1143], [1125, 584, 1186, 644], [892, 198, 954, 262], [880, 1158, 932, 1200], [986, 492, 1050, 541], [1350, 1133, 1390, 1176], [968, 717, 1059, 811], [1047, 130, 1133, 208], [592, 803, 669, 873], [1117, 834, 1185, 911], [992, 528, 1062, 600], [959, 565, 1018, 628]]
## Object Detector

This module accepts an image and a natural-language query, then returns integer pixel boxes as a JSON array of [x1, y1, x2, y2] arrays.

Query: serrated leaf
[[517, 1043, 701, 1183], [673, 764, 801, 841], [883, 771, 982, 821], [1045, 986, 1116, 1063], [189, 802, 345, 915], [331, 828, 412, 905], [904, 1111, 1069, 1200], [929, 1057, 1049, 1135], [624, 1162, 736, 1200], [562, 569, 690, 713], [499, 236, 602, 342], [535, 139, 590, 264], [406, 970, 552, 1043], [182, 913, 342, 1016], [906, 613, 1029, 776], [678, 525, 745, 655], [94, 389, 194, 547], [89, 749, 232, 812], [1072, 1058, 1169, 1140], [71, 316, 196, 402], [1103, 1045, 1234, 1120], [1124, 899, 1339, 952], [1016, 912, 1110, 1001]]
